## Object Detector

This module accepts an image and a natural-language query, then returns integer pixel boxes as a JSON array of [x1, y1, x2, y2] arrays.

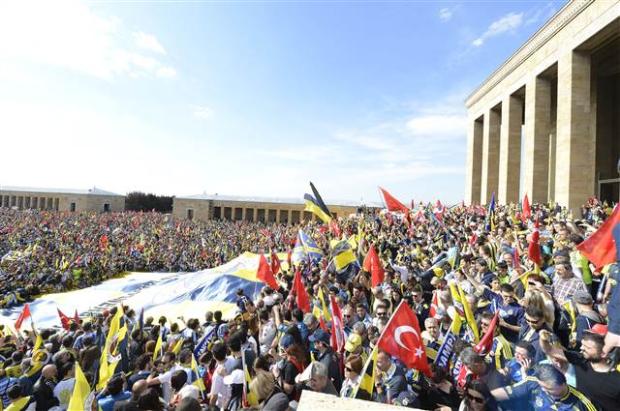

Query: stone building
[[465, 0, 620, 212], [172, 193, 375, 223], [0, 186, 125, 212]]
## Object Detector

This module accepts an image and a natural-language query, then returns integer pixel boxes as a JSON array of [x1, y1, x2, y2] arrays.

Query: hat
[[393, 391, 419, 408], [572, 290, 593, 305], [344, 334, 362, 353], [294, 362, 326, 384], [279, 334, 295, 350], [223, 369, 244, 385], [303, 313, 318, 327], [586, 323, 608, 336], [309, 329, 330, 345]]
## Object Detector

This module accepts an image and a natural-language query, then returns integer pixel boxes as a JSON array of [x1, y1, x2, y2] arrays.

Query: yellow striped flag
[[351, 346, 377, 399]]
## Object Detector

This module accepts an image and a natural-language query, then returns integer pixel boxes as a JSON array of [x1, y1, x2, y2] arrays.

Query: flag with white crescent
[[377, 301, 431, 376]]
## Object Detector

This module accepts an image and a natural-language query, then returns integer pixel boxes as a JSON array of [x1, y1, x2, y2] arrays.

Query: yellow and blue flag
[[351, 346, 377, 399], [331, 239, 358, 272], [304, 194, 332, 224], [292, 230, 323, 265]]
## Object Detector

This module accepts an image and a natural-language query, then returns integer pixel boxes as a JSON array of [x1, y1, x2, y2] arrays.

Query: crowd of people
[[0, 199, 619, 411], [0, 209, 300, 307]]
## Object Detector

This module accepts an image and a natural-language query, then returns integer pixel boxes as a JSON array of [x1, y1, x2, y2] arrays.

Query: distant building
[[465, 0, 620, 212], [172, 193, 379, 223], [0, 186, 125, 212]]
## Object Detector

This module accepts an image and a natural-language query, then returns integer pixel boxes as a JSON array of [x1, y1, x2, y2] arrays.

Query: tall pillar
[[555, 50, 595, 213], [465, 118, 483, 204], [498, 95, 523, 204], [524, 76, 551, 203], [481, 108, 501, 204]]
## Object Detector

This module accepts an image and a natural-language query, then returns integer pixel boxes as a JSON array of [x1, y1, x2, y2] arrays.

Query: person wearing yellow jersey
[[4, 385, 35, 411], [479, 312, 513, 370]]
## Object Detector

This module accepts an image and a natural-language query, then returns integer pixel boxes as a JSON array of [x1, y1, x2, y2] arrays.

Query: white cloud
[[0, 1, 175, 80], [157, 67, 177, 78], [134, 31, 166, 54], [190, 105, 214, 119], [472, 12, 524, 47], [439, 7, 454, 22], [406, 114, 467, 137]]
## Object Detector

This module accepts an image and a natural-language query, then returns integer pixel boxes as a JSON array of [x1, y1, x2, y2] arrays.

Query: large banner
[[0, 252, 278, 329]]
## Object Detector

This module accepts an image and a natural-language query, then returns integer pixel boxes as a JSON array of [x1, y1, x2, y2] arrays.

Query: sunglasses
[[525, 317, 542, 324], [343, 314, 351, 318], [466, 393, 486, 404], [377, 312, 387, 316]]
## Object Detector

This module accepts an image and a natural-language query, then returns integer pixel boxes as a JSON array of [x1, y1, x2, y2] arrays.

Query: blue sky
[[0, 0, 564, 205]]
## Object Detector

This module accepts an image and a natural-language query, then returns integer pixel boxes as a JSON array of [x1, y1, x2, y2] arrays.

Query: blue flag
[[193, 326, 215, 359], [292, 230, 323, 265]]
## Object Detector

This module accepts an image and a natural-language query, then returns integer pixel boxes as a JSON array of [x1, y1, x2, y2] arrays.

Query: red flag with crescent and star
[[377, 301, 431, 376]]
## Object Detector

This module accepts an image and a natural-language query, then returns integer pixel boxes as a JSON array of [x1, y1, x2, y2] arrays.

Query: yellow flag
[[33, 333, 43, 352], [68, 363, 90, 411], [97, 306, 124, 390], [191, 355, 206, 391], [318, 288, 331, 321], [153, 332, 163, 360], [450, 312, 463, 334], [458, 284, 479, 342], [351, 346, 377, 398], [242, 354, 258, 406], [172, 338, 184, 355]]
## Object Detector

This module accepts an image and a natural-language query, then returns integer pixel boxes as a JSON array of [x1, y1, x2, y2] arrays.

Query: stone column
[[465, 118, 483, 204], [524, 76, 551, 203], [498, 95, 523, 204], [481, 108, 501, 204], [555, 50, 595, 213]]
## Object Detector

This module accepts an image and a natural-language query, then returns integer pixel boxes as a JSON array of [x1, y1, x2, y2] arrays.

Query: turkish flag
[[256, 254, 278, 290], [528, 229, 542, 267], [15, 303, 31, 330], [379, 187, 409, 214], [429, 290, 439, 318], [363, 245, 385, 287], [577, 205, 620, 269], [292, 270, 311, 313], [330, 296, 345, 353], [522, 193, 531, 221], [270, 251, 281, 275], [57, 308, 71, 330], [474, 312, 499, 355], [377, 301, 431, 376]]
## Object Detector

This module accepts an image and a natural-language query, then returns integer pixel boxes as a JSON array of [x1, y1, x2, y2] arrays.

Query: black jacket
[[32, 377, 58, 411]]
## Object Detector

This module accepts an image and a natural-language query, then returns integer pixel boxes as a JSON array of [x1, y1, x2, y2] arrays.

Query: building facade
[[465, 0, 620, 212], [0, 186, 125, 212], [172, 193, 373, 223]]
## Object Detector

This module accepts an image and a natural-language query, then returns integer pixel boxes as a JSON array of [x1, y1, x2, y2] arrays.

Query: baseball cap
[[309, 329, 330, 345], [393, 391, 419, 408], [586, 323, 608, 336], [295, 362, 325, 384], [279, 334, 295, 350], [223, 369, 244, 385], [344, 334, 362, 353], [572, 290, 593, 305]]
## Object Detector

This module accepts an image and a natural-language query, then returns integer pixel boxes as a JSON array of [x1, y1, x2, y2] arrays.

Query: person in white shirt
[[53, 362, 75, 411]]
